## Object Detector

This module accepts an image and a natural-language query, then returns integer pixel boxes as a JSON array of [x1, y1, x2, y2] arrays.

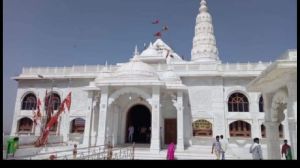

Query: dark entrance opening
[[126, 105, 151, 144]]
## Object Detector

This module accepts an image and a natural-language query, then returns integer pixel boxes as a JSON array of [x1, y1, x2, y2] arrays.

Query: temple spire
[[133, 45, 139, 56], [191, 0, 220, 63]]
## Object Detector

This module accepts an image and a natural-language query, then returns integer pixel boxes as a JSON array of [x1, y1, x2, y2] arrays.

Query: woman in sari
[[167, 142, 175, 160]]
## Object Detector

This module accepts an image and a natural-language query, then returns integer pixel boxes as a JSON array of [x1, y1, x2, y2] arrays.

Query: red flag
[[35, 93, 71, 147], [154, 32, 162, 38], [46, 115, 59, 130], [64, 92, 72, 112], [152, 19, 160, 24]]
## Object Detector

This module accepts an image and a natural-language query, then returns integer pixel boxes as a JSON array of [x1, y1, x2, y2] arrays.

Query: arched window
[[70, 118, 85, 134], [228, 93, 249, 112], [192, 120, 213, 137], [45, 93, 61, 111], [259, 96, 264, 112], [18, 118, 33, 133], [229, 120, 251, 137], [261, 123, 284, 138], [21, 93, 37, 110]]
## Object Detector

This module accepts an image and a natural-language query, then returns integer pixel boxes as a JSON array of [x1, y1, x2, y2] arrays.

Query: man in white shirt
[[249, 138, 263, 160], [220, 135, 228, 160]]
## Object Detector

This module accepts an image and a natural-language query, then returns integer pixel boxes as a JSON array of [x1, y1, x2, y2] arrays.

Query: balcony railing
[[20, 62, 271, 76]]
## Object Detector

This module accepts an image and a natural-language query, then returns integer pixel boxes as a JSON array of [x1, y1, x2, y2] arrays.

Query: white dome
[[140, 45, 159, 57], [116, 59, 158, 78], [161, 69, 180, 82]]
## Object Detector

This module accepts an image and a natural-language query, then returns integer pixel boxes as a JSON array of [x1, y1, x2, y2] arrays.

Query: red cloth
[[64, 92, 72, 112], [154, 32, 162, 38]]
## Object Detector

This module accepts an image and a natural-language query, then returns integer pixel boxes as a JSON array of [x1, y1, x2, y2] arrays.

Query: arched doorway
[[126, 105, 151, 144]]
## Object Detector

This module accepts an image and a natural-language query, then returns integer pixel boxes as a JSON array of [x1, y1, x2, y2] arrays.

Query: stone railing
[[21, 65, 119, 76], [11, 142, 135, 160], [154, 62, 271, 72], [19, 62, 271, 77]]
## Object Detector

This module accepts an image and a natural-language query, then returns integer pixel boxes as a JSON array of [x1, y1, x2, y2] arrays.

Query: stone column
[[150, 86, 161, 153], [176, 91, 185, 151], [96, 86, 109, 146], [60, 113, 67, 142], [83, 91, 94, 146], [11, 90, 23, 136], [112, 105, 119, 147], [250, 93, 260, 138], [287, 119, 297, 160], [251, 119, 260, 138], [287, 78, 297, 159], [91, 99, 99, 146], [265, 121, 281, 159], [282, 110, 290, 142], [34, 120, 42, 137]]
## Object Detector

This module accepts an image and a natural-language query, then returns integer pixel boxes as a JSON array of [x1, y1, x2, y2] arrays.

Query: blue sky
[[3, 0, 297, 133]]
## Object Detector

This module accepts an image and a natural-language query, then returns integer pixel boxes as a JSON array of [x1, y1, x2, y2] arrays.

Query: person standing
[[211, 136, 222, 160], [281, 140, 293, 160], [167, 142, 176, 160], [249, 138, 263, 160], [73, 144, 78, 160], [220, 135, 228, 160], [128, 126, 134, 143]]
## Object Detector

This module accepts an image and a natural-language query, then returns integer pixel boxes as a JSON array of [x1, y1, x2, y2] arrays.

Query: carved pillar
[[251, 94, 260, 138], [34, 120, 42, 137], [97, 86, 109, 146], [150, 86, 161, 153], [287, 79, 297, 159], [265, 121, 281, 159], [251, 119, 260, 138], [176, 91, 185, 151], [11, 91, 22, 136], [83, 91, 94, 146], [61, 112, 70, 143], [112, 104, 119, 147]]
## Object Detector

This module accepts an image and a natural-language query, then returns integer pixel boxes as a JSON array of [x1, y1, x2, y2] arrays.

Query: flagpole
[[38, 75, 55, 145]]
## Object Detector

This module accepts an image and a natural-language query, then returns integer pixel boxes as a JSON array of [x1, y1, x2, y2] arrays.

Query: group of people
[[128, 125, 151, 143], [211, 135, 228, 160], [212, 136, 293, 160], [249, 138, 293, 160]]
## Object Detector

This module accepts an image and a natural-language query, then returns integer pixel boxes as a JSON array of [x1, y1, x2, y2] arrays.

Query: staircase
[[133, 145, 238, 160]]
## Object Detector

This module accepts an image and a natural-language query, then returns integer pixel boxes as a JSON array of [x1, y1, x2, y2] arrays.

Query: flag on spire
[[154, 32, 162, 38]]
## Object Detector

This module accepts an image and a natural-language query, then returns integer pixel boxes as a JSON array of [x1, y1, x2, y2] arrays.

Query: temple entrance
[[126, 105, 151, 144], [165, 119, 177, 145]]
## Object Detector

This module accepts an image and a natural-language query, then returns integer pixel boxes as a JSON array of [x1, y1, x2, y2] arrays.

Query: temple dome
[[140, 43, 159, 57], [116, 58, 158, 78]]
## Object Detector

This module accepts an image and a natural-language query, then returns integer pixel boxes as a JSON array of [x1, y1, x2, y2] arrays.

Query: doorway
[[164, 119, 177, 145], [126, 105, 151, 144]]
